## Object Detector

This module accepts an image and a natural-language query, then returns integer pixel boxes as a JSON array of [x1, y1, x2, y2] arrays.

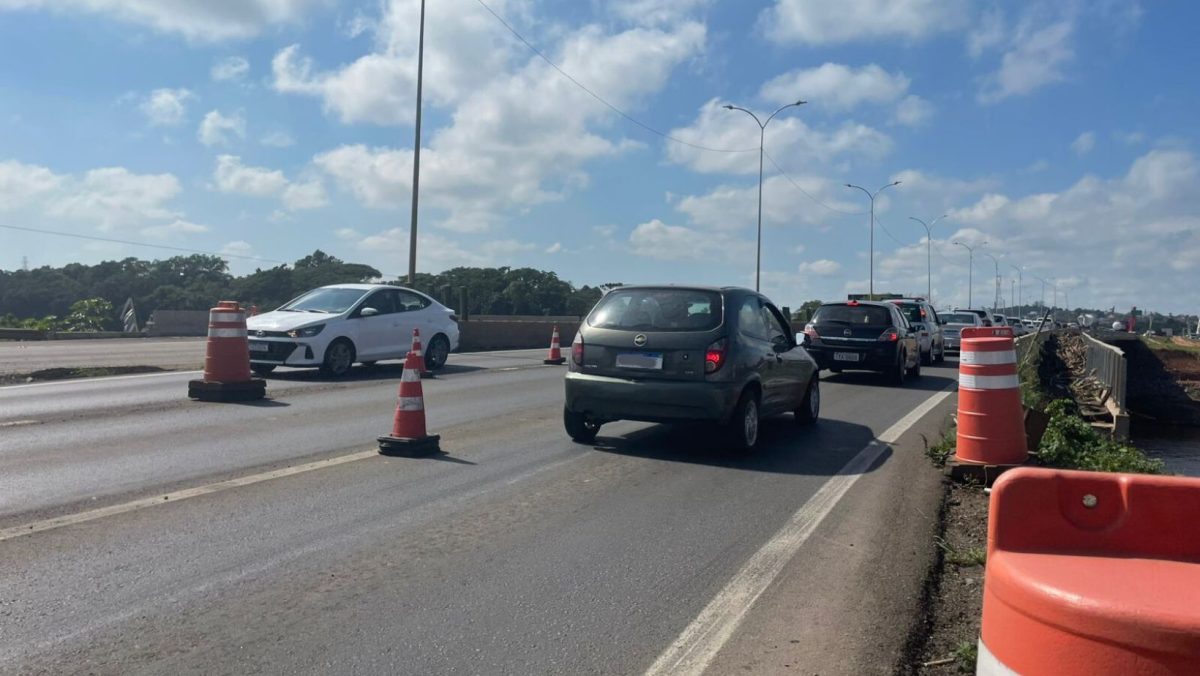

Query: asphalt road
[[0, 351, 957, 675], [0, 337, 206, 375]]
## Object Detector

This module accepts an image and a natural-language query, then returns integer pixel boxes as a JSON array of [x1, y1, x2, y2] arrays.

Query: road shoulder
[[700, 394, 956, 675]]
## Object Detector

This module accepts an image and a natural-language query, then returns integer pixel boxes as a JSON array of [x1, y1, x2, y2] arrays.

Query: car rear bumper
[[808, 344, 898, 371], [564, 371, 741, 424], [944, 337, 961, 352]]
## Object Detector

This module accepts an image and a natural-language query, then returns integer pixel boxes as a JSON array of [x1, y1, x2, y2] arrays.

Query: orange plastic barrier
[[187, 301, 265, 402], [954, 326, 1027, 466], [543, 324, 566, 365], [377, 351, 440, 456], [979, 467, 1200, 674]]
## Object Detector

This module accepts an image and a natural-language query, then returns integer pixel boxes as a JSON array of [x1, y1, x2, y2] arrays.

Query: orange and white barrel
[[980, 467, 1200, 674], [954, 326, 1027, 466], [203, 301, 252, 383]]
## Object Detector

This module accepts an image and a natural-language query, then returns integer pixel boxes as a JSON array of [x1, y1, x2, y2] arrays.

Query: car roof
[[821, 300, 895, 308], [610, 284, 753, 293], [319, 283, 420, 292]]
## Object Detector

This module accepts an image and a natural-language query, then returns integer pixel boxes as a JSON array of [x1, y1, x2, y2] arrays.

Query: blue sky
[[1, 0, 1198, 314]]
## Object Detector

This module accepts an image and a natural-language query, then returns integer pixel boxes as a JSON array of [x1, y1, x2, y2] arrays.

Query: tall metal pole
[[1010, 265, 1023, 319], [847, 181, 901, 299], [908, 215, 946, 303], [983, 253, 1000, 309], [954, 241, 983, 308], [723, 100, 805, 292], [406, 0, 426, 285]]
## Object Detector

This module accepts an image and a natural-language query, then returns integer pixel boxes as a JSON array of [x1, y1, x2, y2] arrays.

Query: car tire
[[425, 334, 450, 371], [251, 364, 276, 376], [726, 389, 761, 451], [935, 344, 945, 363], [319, 339, 355, 379], [563, 406, 600, 444], [795, 376, 819, 426], [890, 352, 907, 387], [921, 346, 933, 366], [908, 355, 922, 379]]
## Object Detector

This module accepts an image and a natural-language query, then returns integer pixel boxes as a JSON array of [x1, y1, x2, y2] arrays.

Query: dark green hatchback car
[[563, 285, 820, 449]]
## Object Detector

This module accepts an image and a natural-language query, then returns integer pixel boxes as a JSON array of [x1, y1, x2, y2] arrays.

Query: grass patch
[[952, 640, 978, 673], [1038, 399, 1165, 474], [934, 536, 987, 568], [925, 426, 957, 468], [1141, 336, 1200, 354]]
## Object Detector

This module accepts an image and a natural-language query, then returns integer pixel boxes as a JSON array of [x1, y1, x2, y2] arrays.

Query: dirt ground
[[902, 480, 989, 675]]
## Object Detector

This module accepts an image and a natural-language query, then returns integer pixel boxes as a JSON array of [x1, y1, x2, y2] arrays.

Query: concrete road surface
[[0, 351, 956, 675], [0, 337, 206, 375]]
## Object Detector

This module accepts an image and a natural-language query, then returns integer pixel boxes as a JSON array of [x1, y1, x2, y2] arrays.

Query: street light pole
[[953, 240, 985, 308], [908, 214, 947, 303], [982, 253, 1001, 310], [846, 181, 902, 298], [406, 0, 426, 285], [723, 100, 806, 292], [1010, 265, 1023, 319]]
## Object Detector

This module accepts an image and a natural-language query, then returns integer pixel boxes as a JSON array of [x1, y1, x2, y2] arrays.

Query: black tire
[[563, 407, 600, 444], [921, 346, 933, 366], [425, 334, 450, 371], [890, 352, 907, 387], [908, 355, 922, 378], [795, 376, 819, 425], [251, 364, 276, 376], [935, 343, 946, 363], [726, 389, 761, 451], [319, 339, 355, 378]]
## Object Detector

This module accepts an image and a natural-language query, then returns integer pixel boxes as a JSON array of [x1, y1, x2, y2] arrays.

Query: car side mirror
[[360, 307, 379, 317]]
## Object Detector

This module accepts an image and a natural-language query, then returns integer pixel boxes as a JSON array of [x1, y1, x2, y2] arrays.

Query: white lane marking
[[0, 419, 39, 428], [0, 369, 201, 392], [0, 450, 379, 543], [644, 386, 956, 676]]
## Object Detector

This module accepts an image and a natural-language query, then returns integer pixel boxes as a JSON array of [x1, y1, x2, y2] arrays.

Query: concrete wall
[[458, 319, 581, 352], [147, 310, 210, 337]]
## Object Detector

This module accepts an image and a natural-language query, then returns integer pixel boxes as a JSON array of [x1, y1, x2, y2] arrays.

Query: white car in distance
[[246, 283, 460, 378]]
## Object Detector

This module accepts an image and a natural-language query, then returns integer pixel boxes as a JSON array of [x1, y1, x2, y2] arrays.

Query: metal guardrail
[[1082, 332, 1127, 412]]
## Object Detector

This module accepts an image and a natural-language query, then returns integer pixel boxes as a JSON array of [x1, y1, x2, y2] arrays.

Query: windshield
[[588, 288, 722, 331], [813, 304, 891, 325], [942, 313, 978, 324], [279, 288, 368, 314]]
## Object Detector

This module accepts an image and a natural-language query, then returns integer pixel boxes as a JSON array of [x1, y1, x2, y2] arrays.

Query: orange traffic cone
[[410, 328, 434, 378], [188, 301, 266, 402], [378, 351, 440, 456], [543, 325, 566, 365]]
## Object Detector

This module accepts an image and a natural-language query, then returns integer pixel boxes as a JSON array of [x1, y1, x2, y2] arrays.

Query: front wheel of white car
[[320, 339, 355, 378]]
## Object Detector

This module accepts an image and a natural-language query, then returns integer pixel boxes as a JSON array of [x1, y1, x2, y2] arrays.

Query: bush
[[1038, 399, 1164, 474]]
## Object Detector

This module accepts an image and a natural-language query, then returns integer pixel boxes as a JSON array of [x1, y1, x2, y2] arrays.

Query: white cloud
[[978, 18, 1075, 103], [139, 88, 193, 127], [610, 0, 711, 26], [0, 0, 324, 41], [214, 155, 286, 196], [675, 175, 856, 230], [220, 240, 255, 257], [797, 259, 841, 276], [968, 8, 1006, 58], [666, 99, 892, 175], [316, 17, 706, 232], [0, 159, 63, 208], [760, 63, 910, 111], [894, 94, 934, 127], [350, 228, 537, 270], [51, 167, 182, 229], [1071, 131, 1096, 156], [260, 131, 295, 147], [211, 56, 249, 82], [140, 218, 209, 238], [198, 109, 246, 147], [213, 155, 327, 211], [759, 0, 969, 45], [281, 180, 328, 210], [545, 242, 562, 254]]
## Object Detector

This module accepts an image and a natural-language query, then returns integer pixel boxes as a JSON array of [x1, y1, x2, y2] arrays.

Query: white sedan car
[[246, 283, 460, 377]]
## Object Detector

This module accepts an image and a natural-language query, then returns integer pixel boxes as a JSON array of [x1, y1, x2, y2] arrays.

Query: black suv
[[803, 300, 921, 385], [564, 286, 820, 450]]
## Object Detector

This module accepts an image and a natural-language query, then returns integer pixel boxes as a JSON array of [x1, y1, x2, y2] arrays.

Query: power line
[[0, 224, 411, 278], [472, 0, 757, 154], [762, 150, 866, 216]]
